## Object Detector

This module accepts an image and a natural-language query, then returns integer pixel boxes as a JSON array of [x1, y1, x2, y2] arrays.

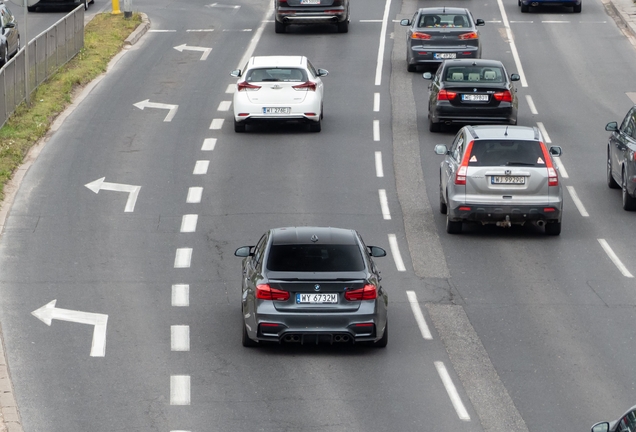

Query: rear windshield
[[245, 68, 307, 83], [468, 140, 546, 167], [418, 14, 470, 28], [267, 244, 365, 272], [445, 66, 504, 83]]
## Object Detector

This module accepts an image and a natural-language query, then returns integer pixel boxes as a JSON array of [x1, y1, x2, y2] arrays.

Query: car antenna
[[504, 126, 509, 136]]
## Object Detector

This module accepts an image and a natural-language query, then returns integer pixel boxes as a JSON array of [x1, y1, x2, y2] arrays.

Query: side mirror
[[4, 22, 14, 29], [591, 422, 610, 432], [475, 19, 485, 26], [422, 72, 433, 80], [317, 68, 329, 77], [434, 144, 448, 155], [368, 246, 387, 257], [400, 19, 411, 26], [605, 121, 618, 132], [230, 69, 242, 78], [234, 246, 253, 257], [510, 73, 520, 81], [549, 146, 562, 157]]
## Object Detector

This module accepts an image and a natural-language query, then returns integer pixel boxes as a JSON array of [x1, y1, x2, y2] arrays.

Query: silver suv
[[435, 125, 564, 235]]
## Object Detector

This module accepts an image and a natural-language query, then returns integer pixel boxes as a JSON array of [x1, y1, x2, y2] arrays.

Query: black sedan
[[423, 59, 520, 132], [591, 405, 636, 432], [234, 227, 388, 347], [606, 105, 636, 210]]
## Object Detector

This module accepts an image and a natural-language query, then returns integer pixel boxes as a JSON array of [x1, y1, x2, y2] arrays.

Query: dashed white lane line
[[186, 29, 214, 32], [379, 189, 391, 220], [217, 101, 232, 111], [193, 160, 210, 175], [542, 20, 569, 23], [537, 122, 552, 143], [405, 291, 433, 340], [174, 248, 193, 268], [566, 186, 589, 217], [375, 151, 384, 177], [554, 157, 569, 178], [210, 119, 224, 130], [510, 20, 533, 23], [225, 84, 236, 94], [598, 239, 634, 278], [172, 284, 190, 307], [148, 29, 177, 32], [435, 361, 471, 421], [374, 93, 380, 112], [180, 214, 198, 233], [373, 120, 380, 141], [202, 138, 217, 151], [495, 0, 528, 87], [360, 19, 383, 22], [374, 0, 392, 86], [222, 29, 253, 32], [525, 95, 538, 115], [171, 325, 190, 351], [388, 234, 406, 271], [170, 375, 191, 405], [186, 187, 203, 203]]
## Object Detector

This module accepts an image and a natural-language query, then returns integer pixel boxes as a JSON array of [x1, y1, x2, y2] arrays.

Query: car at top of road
[[274, 0, 350, 34], [434, 125, 564, 235], [605, 105, 636, 210], [234, 226, 388, 348], [230, 55, 328, 133], [27, 0, 94, 13], [0, 2, 19, 67], [519, 0, 581, 13], [400, 7, 485, 72], [423, 59, 520, 133], [591, 405, 636, 432]]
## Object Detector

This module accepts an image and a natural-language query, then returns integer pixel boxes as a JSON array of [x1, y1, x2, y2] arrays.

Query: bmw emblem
[[314, 284, 321, 291]]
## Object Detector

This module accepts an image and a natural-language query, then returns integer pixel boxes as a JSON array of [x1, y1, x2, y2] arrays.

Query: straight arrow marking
[[85, 177, 141, 212], [133, 99, 179, 122], [173, 44, 212, 61]]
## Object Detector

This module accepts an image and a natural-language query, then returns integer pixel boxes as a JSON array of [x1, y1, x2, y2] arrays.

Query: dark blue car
[[519, 0, 581, 13]]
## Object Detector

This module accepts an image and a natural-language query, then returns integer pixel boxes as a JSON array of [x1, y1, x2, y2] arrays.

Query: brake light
[[458, 31, 478, 40], [292, 81, 316, 91], [277, 0, 289, 5], [411, 31, 431, 40], [438, 89, 457, 100], [493, 90, 513, 102], [455, 140, 474, 185], [256, 284, 290, 301], [344, 284, 377, 301], [539, 142, 559, 186], [237, 81, 261, 92]]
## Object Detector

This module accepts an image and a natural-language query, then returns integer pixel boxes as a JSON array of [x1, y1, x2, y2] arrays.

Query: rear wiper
[[506, 162, 534, 166], [262, 78, 279, 82]]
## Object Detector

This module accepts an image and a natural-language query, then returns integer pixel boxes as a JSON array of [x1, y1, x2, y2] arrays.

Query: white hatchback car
[[230, 56, 328, 133]]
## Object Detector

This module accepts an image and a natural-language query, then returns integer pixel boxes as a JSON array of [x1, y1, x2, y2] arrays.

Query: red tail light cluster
[[438, 89, 457, 100], [539, 142, 559, 186], [237, 81, 261, 92], [493, 90, 513, 102], [345, 284, 377, 301], [458, 31, 478, 40], [455, 140, 475, 185], [411, 31, 431, 40], [277, 0, 289, 5], [292, 81, 316, 91], [256, 284, 290, 301]]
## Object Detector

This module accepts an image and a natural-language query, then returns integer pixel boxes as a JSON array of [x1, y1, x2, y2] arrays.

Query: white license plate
[[300, 0, 320, 4], [492, 176, 525, 184], [263, 107, 291, 114], [297, 293, 338, 304], [434, 53, 456, 59], [462, 94, 489, 101]]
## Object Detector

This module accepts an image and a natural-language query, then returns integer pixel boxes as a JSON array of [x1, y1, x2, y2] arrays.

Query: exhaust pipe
[[334, 335, 342, 342], [283, 335, 301, 343], [536, 220, 546, 227]]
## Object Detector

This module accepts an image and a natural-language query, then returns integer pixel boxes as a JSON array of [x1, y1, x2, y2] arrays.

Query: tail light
[[292, 81, 316, 91], [454, 140, 475, 185], [493, 90, 513, 102], [277, 0, 289, 5], [539, 142, 559, 186], [237, 81, 261, 92], [345, 284, 377, 301], [458, 32, 478, 40], [411, 32, 431, 40], [438, 89, 457, 100], [256, 284, 290, 301]]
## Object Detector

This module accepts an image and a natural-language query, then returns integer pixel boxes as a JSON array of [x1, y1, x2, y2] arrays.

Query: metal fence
[[0, 6, 84, 129]]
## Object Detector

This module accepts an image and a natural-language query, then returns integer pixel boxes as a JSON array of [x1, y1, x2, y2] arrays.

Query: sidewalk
[[606, 0, 636, 41]]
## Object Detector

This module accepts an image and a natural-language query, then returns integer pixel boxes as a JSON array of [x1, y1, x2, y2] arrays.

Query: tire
[[0, 44, 7, 67], [275, 20, 286, 34], [27, 6, 36, 12], [622, 169, 636, 210], [446, 216, 462, 234], [407, 63, 416, 72], [521, 3, 529, 12], [607, 151, 620, 189], [429, 118, 440, 132], [545, 221, 561, 236], [242, 322, 259, 347], [374, 322, 388, 348], [309, 119, 321, 132], [337, 20, 349, 33], [439, 184, 448, 215], [84, 0, 89, 10], [573, 3, 582, 12], [234, 118, 246, 133]]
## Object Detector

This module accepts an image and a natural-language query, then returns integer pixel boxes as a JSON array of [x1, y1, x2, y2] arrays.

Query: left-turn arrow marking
[[174, 44, 212, 61], [133, 99, 179, 122], [85, 177, 141, 212]]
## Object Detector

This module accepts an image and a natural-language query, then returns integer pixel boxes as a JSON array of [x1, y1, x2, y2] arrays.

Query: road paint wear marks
[[171, 325, 190, 351], [405, 291, 432, 340], [186, 187, 203, 203], [388, 234, 406, 271], [537, 122, 551, 143], [172, 285, 190, 307], [598, 239, 634, 278], [566, 186, 588, 217], [180, 214, 198, 233], [236, 7, 273, 70], [495, 0, 528, 87], [373, 120, 380, 141], [374, 93, 380, 112], [554, 157, 569, 178], [210, 118, 224, 129], [193, 160, 210, 175], [226, 84, 236, 94], [374, 0, 392, 86], [202, 138, 217, 151], [379, 189, 391, 220], [435, 361, 471, 421], [525, 95, 538, 114], [170, 376, 191, 405], [375, 151, 384, 177], [174, 248, 193, 268], [217, 101, 232, 111]]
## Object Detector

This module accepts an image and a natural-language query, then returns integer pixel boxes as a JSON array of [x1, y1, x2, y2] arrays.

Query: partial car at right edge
[[605, 105, 636, 210]]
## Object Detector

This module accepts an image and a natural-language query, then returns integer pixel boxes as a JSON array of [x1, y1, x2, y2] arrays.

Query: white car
[[230, 56, 328, 133]]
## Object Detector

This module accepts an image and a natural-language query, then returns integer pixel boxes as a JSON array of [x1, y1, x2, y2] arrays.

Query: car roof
[[416, 7, 470, 14], [469, 125, 541, 141], [250, 56, 306, 68], [442, 59, 505, 68], [271, 227, 358, 245]]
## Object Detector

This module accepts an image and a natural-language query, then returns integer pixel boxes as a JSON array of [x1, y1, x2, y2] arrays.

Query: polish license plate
[[434, 53, 456, 59], [300, 0, 320, 4], [263, 107, 291, 114], [492, 176, 525, 184], [462, 94, 489, 101], [297, 293, 338, 304]]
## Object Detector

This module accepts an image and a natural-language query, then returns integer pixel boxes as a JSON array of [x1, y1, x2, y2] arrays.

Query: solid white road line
[[148, 29, 177, 32], [374, 93, 380, 112], [379, 189, 391, 220], [435, 361, 471, 421], [210, 119, 224, 130], [225, 84, 236, 94], [388, 234, 406, 271], [174, 248, 193, 268], [598, 239, 634, 278], [375, 151, 384, 178], [170, 375, 191, 405], [171, 325, 190, 351], [566, 186, 589, 217], [525, 95, 538, 115], [193, 160, 210, 175], [373, 120, 380, 141], [202, 138, 217, 151], [236, 7, 272, 70], [495, 0, 528, 87], [172, 284, 190, 307], [217, 101, 232, 111], [374, 0, 392, 86], [186, 29, 214, 32], [537, 122, 552, 143], [510, 20, 534, 23], [405, 291, 433, 340], [186, 187, 203, 203], [554, 157, 569, 178], [180, 214, 198, 233]]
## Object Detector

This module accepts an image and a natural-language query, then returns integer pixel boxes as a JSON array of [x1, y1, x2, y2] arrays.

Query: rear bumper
[[432, 103, 517, 125], [235, 115, 319, 125], [448, 203, 562, 223], [408, 46, 480, 65], [520, 0, 580, 5], [276, 7, 349, 24]]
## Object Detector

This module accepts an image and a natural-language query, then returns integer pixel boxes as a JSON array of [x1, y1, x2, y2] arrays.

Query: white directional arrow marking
[[174, 44, 212, 61], [32, 300, 109, 357], [85, 177, 141, 212], [208, 2, 240, 8], [133, 99, 179, 122]]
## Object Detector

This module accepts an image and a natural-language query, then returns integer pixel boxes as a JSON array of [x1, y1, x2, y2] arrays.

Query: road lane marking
[[361, 19, 383, 22], [180, 215, 198, 233], [170, 376, 191, 405], [375, 151, 384, 177], [374, 93, 380, 112], [186, 29, 214, 32], [193, 160, 210, 175], [388, 234, 406, 271], [435, 362, 471, 421], [174, 248, 193, 268], [186, 187, 203, 203], [406, 291, 432, 339], [225, 84, 236, 94], [84, 177, 141, 212], [222, 29, 253, 32], [133, 99, 179, 122], [598, 239, 634, 278], [236, 6, 272, 70], [172, 284, 190, 307], [554, 157, 569, 178], [525, 95, 538, 114], [510, 20, 534, 23], [373, 120, 380, 141], [171, 325, 190, 351], [217, 101, 232, 111], [202, 138, 217, 151], [627, 92, 636, 104], [210, 118, 224, 129], [148, 29, 177, 32], [542, 20, 569, 23], [495, 0, 528, 87], [566, 186, 588, 217], [374, 0, 392, 85], [379, 189, 391, 220], [537, 122, 551, 143]]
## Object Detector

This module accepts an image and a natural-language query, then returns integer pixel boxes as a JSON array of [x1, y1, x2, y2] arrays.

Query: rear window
[[266, 244, 365, 272], [245, 68, 307, 83], [418, 14, 470, 28], [445, 66, 504, 83], [468, 140, 546, 167]]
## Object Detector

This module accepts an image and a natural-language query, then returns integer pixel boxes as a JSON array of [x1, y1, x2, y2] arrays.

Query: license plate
[[296, 293, 338, 304], [263, 107, 291, 114], [434, 53, 456, 59], [462, 94, 489, 101], [492, 176, 525, 184], [300, 0, 320, 4]]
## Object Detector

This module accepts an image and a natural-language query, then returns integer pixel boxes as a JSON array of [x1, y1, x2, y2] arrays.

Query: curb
[[604, 0, 636, 42], [125, 12, 150, 46]]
